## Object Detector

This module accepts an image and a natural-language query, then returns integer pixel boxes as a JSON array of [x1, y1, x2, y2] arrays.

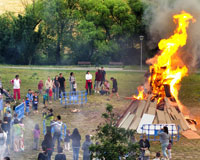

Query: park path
[[0, 65, 147, 72]]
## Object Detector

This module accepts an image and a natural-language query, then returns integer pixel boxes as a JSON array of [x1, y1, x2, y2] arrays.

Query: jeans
[[70, 82, 73, 91], [86, 83, 92, 95], [54, 87, 59, 100], [59, 87, 65, 98], [83, 155, 90, 160], [33, 138, 39, 150], [53, 132, 61, 151], [47, 150, 52, 160], [73, 147, 80, 160], [162, 143, 169, 158]]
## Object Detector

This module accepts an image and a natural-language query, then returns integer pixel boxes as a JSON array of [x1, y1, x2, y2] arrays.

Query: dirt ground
[[7, 94, 200, 160]]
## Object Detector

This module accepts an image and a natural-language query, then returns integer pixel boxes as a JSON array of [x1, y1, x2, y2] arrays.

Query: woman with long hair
[[158, 126, 170, 159], [70, 128, 81, 160], [42, 132, 53, 160]]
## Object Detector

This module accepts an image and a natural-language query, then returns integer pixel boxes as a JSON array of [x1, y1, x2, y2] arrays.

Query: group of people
[[139, 126, 172, 160], [40, 107, 93, 160]]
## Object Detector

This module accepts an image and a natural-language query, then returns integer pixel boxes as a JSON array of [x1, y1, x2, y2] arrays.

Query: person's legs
[[17, 89, 20, 100], [56, 87, 59, 100], [74, 147, 80, 160], [56, 133, 61, 150], [162, 143, 168, 158], [168, 149, 172, 159], [54, 88, 56, 101], [88, 83, 92, 95], [36, 138, 39, 150], [59, 87, 62, 98], [13, 89, 17, 100], [52, 134, 56, 149], [73, 147, 76, 160]]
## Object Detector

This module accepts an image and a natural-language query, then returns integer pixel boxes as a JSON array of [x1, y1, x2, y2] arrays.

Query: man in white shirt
[[10, 75, 21, 100]]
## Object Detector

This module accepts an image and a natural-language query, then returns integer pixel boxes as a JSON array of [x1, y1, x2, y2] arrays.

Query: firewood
[[129, 116, 141, 130], [118, 112, 131, 128], [120, 114, 135, 130], [147, 99, 157, 115], [157, 110, 166, 124]]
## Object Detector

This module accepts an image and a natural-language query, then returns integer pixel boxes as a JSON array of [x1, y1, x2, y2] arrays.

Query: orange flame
[[133, 86, 145, 100], [149, 11, 196, 106]]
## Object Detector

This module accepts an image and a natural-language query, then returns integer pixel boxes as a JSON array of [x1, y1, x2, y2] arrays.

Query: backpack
[[0, 133, 5, 145]]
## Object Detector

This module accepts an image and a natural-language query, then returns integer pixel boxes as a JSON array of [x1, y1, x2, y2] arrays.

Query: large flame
[[133, 11, 195, 107]]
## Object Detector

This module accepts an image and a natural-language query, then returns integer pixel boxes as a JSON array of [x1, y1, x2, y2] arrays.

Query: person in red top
[[38, 80, 44, 95], [95, 69, 102, 93], [10, 75, 21, 100]]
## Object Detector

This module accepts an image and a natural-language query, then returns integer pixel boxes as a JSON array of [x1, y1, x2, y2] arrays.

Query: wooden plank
[[179, 112, 190, 130], [153, 115, 158, 124], [117, 100, 138, 126], [147, 100, 157, 115], [129, 116, 141, 130], [157, 110, 166, 124], [143, 95, 152, 114], [119, 112, 131, 128], [120, 114, 135, 129], [182, 130, 200, 139], [164, 111, 172, 123], [137, 114, 155, 133], [135, 100, 146, 117]]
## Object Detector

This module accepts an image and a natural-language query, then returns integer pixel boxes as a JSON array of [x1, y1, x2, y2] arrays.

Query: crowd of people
[[0, 68, 173, 160]]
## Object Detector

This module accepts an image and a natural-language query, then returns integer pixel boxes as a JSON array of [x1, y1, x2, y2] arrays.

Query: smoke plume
[[143, 0, 200, 69]]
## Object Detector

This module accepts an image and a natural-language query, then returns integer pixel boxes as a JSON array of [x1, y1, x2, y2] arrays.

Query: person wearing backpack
[[0, 127, 7, 158]]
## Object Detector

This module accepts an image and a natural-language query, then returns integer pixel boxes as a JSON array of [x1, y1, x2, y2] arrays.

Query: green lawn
[[0, 67, 200, 160]]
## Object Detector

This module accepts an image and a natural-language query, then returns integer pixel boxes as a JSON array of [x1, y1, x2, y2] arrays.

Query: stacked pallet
[[117, 95, 190, 132]]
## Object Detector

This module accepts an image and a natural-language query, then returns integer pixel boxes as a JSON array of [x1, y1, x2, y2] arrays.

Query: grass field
[[0, 66, 200, 160]]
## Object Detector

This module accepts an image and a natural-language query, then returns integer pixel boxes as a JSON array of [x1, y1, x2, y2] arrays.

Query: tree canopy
[[0, 0, 147, 65]]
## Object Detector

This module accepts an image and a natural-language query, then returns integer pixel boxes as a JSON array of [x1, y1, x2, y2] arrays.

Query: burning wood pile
[[118, 11, 196, 132]]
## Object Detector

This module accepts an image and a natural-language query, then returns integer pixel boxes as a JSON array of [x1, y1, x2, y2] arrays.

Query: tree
[[42, 0, 79, 64], [90, 104, 140, 160]]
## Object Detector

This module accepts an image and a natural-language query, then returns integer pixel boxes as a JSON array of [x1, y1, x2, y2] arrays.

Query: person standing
[[45, 77, 53, 98], [42, 132, 53, 160], [100, 67, 106, 86], [95, 69, 101, 93], [139, 135, 150, 160], [158, 126, 170, 159], [0, 127, 7, 158], [38, 80, 44, 95], [33, 124, 40, 150], [109, 77, 119, 100], [69, 72, 75, 92], [58, 73, 66, 99], [82, 135, 93, 160], [10, 75, 21, 100], [85, 71, 92, 95], [71, 128, 81, 160], [51, 115, 63, 151], [53, 75, 60, 101]]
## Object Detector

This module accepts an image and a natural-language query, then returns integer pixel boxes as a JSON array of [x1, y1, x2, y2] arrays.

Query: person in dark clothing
[[109, 77, 119, 100], [95, 69, 102, 93], [70, 128, 81, 160], [38, 145, 48, 160], [139, 135, 150, 160], [100, 67, 106, 86], [58, 73, 66, 99], [42, 133, 53, 160], [55, 147, 66, 160], [53, 75, 60, 101], [4, 157, 10, 160], [2, 116, 11, 154]]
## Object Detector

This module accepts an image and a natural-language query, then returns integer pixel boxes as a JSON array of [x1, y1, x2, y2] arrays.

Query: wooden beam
[[120, 114, 135, 130], [157, 110, 166, 124]]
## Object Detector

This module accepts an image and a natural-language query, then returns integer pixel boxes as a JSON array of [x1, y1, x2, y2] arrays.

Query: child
[[33, 92, 39, 113], [167, 140, 172, 159], [153, 152, 161, 160], [33, 124, 40, 150], [25, 97, 30, 116], [4, 102, 12, 117], [43, 91, 48, 105], [55, 147, 66, 160], [26, 89, 33, 104], [64, 130, 71, 151], [38, 80, 44, 95], [49, 87, 53, 103]]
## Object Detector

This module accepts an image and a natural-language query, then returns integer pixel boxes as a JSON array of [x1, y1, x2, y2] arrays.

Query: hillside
[[0, 0, 32, 15]]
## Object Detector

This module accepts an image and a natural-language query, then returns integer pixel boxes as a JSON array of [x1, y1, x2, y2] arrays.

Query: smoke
[[143, 0, 200, 69]]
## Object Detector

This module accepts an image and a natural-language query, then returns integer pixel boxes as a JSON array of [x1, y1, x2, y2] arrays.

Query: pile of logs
[[117, 95, 190, 132]]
